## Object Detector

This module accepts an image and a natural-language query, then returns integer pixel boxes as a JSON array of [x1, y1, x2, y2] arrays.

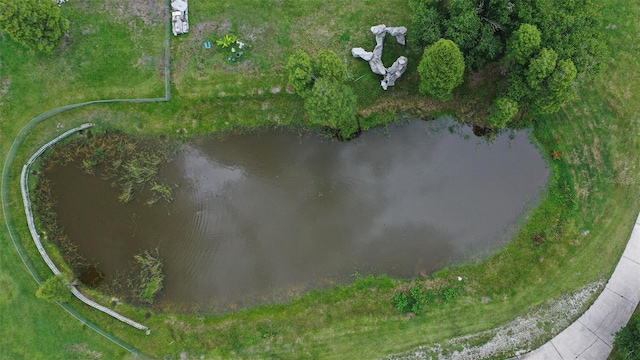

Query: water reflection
[[46, 119, 549, 311]]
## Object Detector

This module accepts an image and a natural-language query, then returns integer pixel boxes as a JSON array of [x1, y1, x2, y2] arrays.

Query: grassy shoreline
[[1, 0, 639, 358]]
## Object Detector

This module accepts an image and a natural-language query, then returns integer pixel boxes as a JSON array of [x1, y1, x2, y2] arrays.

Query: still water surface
[[46, 119, 549, 311]]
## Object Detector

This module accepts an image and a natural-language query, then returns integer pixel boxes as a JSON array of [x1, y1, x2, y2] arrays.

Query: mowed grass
[[0, 0, 167, 358], [1, 0, 640, 358], [170, 0, 412, 100]]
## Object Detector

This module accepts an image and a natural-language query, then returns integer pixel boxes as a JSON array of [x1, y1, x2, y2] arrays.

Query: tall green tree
[[304, 78, 358, 140], [418, 39, 465, 101], [506, 24, 541, 66], [512, 0, 605, 78], [533, 58, 577, 115], [0, 0, 69, 54], [287, 50, 314, 97], [526, 48, 558, 89], [288, 49, 357, 139], [409, 0, 507, 69], [314, 49, 347, 83]]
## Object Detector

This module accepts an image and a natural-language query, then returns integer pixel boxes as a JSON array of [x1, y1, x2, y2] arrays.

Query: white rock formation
[[381, 56, 408, 90], [386, 26, 407, 45], [351, 24, 408, 90], [351, 47, 374, 61]]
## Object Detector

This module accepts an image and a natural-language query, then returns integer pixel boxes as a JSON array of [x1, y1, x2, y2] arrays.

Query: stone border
[[21, 123, 150, 333], [522, 212, 640, 359]]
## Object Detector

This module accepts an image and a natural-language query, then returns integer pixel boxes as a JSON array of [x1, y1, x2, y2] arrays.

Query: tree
[[408, 1, 442, 50], [409, 0, 506, 69], [287, 50, 314, 97], [533, 59, 577, 115], [443, 2, 481, 54], [488, 97, 519, 129], [314, 49, 346, 83], [507, 24, 541, 66], [0, 0, 69, 54], [36, 275, 72, 303], [289, 49, 358, 139], [418, 39, 465, 101], [467, 23, 503, 70], [526, 48, 558, 89], [304, 78, 358, 140], [287, 49, 347, 98], [512, 0, 605, 78], [408, 0, 604, 119]]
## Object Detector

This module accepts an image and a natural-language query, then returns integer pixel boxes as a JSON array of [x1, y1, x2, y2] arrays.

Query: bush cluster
[[614, 313, 640, 360], [391, 281, 462, 315], [287, 50, 359, 140]]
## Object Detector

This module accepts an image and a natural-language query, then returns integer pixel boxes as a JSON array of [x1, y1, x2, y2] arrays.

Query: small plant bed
[[213, 33, 250, 64], [391, 275, 465, 315]]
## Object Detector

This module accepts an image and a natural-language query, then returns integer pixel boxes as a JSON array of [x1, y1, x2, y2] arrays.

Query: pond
[[44, 118, 549, 311]]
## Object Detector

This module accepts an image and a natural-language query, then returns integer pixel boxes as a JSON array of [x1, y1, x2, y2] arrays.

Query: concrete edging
[[20, 123, 150, 333], [522, 213, 640, 359]]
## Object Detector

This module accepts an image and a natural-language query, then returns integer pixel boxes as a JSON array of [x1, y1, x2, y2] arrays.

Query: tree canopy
[[288, 49, 358, 139], [0, 0, 69, 54], [409, 0, 507, 70], [409, 0, 605, 119], [417, 39, 465, 101], [507, 23, 541, 66], [304, 78, 358, 140], [286, 50, 314, 97], [488, 97, 519, 129]]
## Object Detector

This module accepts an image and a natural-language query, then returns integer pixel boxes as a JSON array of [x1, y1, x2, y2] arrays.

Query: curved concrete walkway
[[522, 213, 640, 359]]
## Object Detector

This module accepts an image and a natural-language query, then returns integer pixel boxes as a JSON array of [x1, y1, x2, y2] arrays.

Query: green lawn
[[1, 0, 639, 358]]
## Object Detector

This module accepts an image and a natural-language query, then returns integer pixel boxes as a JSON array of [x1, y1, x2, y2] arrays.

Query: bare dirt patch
[[468, 62, 502, 88], [0, 76, 11, 105], [105, 0, 166, 26]]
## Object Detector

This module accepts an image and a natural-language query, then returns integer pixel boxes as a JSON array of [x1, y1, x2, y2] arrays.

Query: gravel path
[[388, 213, 640, 360]]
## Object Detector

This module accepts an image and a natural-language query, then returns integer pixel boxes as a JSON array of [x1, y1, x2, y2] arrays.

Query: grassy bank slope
[[1, 0, 639, 358]]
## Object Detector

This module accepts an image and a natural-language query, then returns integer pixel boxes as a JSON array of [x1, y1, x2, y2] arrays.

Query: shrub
[[391, 286, 435, 314], [36, 275, 72, 303], [287, 50, 314, 97], [614, 313, 640, 360], [488, 97, 519, 129], [304, 78, 359, 140]]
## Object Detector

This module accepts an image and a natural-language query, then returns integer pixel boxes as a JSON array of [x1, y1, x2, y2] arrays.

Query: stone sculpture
[[351, 47, 373, 61], [351, 24, 408, 90], [381, 56, 408, 90], [386, 26, 407, 45]]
